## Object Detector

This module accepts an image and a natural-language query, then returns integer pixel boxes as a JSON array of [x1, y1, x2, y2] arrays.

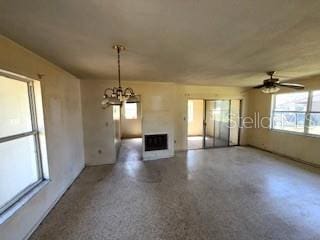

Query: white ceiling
[[1, 0, 320, 86]]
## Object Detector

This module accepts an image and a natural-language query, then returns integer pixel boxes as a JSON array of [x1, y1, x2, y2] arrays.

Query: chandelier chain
[[117, 47, 121, 88]]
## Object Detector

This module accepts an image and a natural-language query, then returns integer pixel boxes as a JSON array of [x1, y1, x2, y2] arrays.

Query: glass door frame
[[203, 99, 242, 149]]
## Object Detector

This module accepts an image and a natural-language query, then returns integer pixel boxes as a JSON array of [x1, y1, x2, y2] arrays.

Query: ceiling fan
[[254, 71, 304, 93]]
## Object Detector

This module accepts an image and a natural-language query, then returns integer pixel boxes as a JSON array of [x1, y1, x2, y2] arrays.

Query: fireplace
[[144, 134, 168, 151]]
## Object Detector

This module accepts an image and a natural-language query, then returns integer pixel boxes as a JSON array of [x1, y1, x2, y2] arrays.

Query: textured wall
[[81, 79, 121, 165], [138, 82, 176, 160], [0, 35, 85, 240]]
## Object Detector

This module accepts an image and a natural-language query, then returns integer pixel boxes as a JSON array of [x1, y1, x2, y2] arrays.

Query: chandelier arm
[[104, 88, 114, 96], [102, 45, 137, 108], [124, 87, 134, 96]]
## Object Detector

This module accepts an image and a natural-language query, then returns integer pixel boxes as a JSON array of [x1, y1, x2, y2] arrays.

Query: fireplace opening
[[145, 134, 168, 151]]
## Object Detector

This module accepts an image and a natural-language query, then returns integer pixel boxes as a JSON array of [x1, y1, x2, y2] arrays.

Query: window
[[124, 102, 138, 119], [188, 100, 193, 122], [271, 90, 320, 136], [271, 92, 308, 133], [113, 106, 120, 120], [0, 74, 45, 214], [309, 91, 320, 135]]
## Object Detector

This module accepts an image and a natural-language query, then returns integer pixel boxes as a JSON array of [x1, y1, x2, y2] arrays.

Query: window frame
[[0, 74, 44, 215], [270, 90, 320, 138]]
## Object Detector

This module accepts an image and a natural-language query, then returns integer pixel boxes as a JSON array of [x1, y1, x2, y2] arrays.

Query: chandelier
[[101, 45, 139, 107]]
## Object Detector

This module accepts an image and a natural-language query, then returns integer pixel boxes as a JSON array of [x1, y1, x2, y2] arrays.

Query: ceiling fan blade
[[277, 83, 305, 89], [253, 84, 265, 89]]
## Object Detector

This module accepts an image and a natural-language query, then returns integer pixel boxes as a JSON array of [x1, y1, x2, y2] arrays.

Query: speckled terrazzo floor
[[30, 139, 320, 240]]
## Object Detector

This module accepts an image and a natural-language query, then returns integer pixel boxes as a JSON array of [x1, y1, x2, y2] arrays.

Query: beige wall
[[81, 79, 246, 160], [188, 100, 204, 136], [81, 79, 121, 165], [121, 81, 176, 160], [0, 35, 85, 240], [246, 76, 320, 166]]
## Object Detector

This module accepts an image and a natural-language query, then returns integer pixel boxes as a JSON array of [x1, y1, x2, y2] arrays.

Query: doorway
[[187, 99, 204, 149], [121, 100, 142, 139], [187, 99, 241, 150], [119, 100, 143, 160]]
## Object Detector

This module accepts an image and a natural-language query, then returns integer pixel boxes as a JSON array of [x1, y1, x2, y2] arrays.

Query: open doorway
[[121, 101, 142, 139], [120, 100, 143, 160], [187, 99, 204, 149], [187, 99, 242, 150]]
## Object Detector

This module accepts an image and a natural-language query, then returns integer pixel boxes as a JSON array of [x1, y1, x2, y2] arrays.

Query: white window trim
[[270, 90, 320, 138], [0, 180, 50, 224], [0, 70, 48, 218]]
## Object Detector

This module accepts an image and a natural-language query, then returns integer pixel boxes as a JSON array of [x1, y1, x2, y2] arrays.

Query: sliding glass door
[[203, 99, 241, 148], [204, 100, 215, 148], [229, 100, 241, 146]]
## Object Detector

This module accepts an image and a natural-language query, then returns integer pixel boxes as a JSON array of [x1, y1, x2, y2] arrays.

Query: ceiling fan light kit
[[261, 86, 280, 94], [254, 71, 305, 94], [101, 45, 139, 107]]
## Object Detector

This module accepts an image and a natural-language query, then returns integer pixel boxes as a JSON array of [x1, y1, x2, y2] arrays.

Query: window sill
[[269, 128, 320, 139], [0, 180, 50, 225]]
